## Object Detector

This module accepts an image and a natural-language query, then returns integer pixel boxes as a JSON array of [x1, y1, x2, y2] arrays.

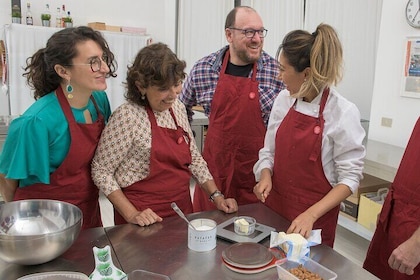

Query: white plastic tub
[[276, 256, 337, 280]]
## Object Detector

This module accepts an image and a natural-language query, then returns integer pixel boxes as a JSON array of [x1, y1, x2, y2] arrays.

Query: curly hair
[[23, 26, 117, 100], [125, 43, 186, 106]]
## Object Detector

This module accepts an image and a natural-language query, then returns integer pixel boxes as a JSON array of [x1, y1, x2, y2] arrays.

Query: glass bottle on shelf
[[41, 4, 51, 27], [55, 7, 62, 28], [26, 2, 33, 25], [61, 4, 66, 27], [12, 5, 22, 24]]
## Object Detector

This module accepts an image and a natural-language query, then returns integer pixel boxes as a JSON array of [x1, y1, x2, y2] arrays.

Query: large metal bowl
[[0, 199, 82, 265]]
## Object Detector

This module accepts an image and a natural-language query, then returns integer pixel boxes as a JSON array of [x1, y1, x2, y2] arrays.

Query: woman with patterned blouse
[[92, 43, 238, 226]]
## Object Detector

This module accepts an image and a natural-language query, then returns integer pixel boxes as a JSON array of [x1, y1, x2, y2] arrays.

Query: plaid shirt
[[179, 45, 285, 126]]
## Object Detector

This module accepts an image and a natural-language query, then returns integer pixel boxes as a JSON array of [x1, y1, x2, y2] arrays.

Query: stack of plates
[[222, 242, 280, 274]]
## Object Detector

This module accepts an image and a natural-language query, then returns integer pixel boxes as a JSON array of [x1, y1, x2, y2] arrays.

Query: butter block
[[234, 218, 249, 233]]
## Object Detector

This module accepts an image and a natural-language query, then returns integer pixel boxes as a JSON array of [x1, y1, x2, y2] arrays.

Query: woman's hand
[[253, 170, 272, 203], [127, 208, 163, 226], [0, 175, 18, 202], [214, 197, 238, 213], [201, 179, 238, 213], [107, 190, 163, 226], [287, 211, 316, 239]]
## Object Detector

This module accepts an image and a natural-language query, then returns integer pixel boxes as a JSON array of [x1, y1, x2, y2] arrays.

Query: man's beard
[[234, 46, 262, 64]]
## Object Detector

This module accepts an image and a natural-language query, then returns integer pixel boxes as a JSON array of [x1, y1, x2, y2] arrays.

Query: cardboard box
[[358, 189, 388, 231], [192, 105, 204, 112], [105, 25, 121, 32], [351, 173, 391, 199], [340, 196, 359, 220], [88, 22, 106, 30], [121, 26, 147, 35]]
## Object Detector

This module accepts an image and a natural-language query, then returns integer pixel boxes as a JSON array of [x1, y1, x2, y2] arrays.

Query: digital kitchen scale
[[217, 217, 276, 243]]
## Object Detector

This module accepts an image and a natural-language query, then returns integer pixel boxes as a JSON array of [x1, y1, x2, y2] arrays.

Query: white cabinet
[[3, 24, 151, 115], [191, 111, 208, 153]]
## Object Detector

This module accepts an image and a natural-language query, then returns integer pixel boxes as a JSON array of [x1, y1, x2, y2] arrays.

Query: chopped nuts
[[289, 264, 324, 280]]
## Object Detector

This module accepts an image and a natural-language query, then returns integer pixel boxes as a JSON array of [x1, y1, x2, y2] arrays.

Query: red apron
[[266, 89, 339, 247], [113, 106, 193, 225], [363, 117, 420, 280], [14, 86, 104, 230], [193, 49, 266, 211]]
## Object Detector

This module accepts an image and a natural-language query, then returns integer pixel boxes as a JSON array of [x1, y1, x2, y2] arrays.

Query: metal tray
[[217, 216, 275, 243]]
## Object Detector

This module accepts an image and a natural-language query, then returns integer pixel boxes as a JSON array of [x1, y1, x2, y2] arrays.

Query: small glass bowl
[[233, 216, 256, 236]]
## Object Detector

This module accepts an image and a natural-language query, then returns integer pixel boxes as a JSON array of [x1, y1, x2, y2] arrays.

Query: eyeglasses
[[229, 27, 268, 38], [67, 55, 108, 72]]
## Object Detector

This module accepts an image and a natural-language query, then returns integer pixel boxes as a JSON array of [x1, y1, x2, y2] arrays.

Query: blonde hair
[[277, 23, 343, 99]]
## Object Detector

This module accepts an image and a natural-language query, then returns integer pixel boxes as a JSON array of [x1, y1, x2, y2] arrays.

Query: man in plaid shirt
[[179, 6, 285, 211]]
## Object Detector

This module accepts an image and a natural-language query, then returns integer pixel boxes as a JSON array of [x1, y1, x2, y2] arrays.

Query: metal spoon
[[171, 202, 197, 230]]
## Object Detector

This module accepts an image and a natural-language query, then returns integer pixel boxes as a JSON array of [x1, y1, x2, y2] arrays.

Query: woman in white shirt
[[253, 23, 365, 247]]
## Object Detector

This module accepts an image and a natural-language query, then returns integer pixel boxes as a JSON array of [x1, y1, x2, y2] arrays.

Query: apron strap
[[309, 88, 330, 161], [56, 86, 102, 123]]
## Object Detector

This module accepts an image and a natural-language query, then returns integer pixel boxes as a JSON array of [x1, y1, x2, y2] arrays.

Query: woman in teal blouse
[[0, 26, 117, 229]]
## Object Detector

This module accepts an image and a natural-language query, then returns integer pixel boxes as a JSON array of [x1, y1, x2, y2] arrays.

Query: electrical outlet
[[381, 117, 393, 128]]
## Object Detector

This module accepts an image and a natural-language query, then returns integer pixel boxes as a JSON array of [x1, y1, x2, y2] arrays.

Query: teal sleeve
[[0, 91, 111, 188], [0, 116, 51, 186]]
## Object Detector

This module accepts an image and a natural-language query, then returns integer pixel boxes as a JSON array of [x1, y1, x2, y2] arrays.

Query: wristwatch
[[209, 190, 224, 202]]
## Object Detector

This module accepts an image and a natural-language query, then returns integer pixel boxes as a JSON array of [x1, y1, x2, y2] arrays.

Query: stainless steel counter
[[0, 203, 379, 279], [106, 203, 379, 280]]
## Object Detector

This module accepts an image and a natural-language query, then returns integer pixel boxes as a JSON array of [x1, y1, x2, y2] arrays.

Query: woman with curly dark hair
[[92, 43, 238, 226], [0, 26, 117, 229]]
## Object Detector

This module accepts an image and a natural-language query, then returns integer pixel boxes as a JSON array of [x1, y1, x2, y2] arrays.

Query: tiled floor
[[99, 187, 370, 268]]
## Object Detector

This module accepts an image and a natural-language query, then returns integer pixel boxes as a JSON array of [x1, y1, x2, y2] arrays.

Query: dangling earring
[[141, 93, 146, 100], [66, 80, 74, 99]]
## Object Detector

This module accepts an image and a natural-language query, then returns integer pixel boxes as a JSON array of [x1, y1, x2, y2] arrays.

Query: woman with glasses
[[91, 43, 238, 226], [0, 26, 117, 229], [253, 23, 366, 247], [179, 6, 285, 212]]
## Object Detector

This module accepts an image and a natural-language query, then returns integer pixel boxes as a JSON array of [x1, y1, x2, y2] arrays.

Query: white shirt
[[253, 88, 366, 194]]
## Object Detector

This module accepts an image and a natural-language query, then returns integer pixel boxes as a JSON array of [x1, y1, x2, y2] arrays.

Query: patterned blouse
[[91, 99, 213, 196]]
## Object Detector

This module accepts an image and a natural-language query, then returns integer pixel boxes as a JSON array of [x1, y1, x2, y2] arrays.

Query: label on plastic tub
[[188, 218, 217, 252]]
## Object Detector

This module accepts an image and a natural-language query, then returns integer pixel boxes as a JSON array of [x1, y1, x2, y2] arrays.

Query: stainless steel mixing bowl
[[0, 199, 82, 265]]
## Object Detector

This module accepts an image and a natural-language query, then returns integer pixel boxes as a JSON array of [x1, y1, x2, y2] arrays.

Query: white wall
[[177, 0, 234, 74], [368, 1, 420, 148]]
